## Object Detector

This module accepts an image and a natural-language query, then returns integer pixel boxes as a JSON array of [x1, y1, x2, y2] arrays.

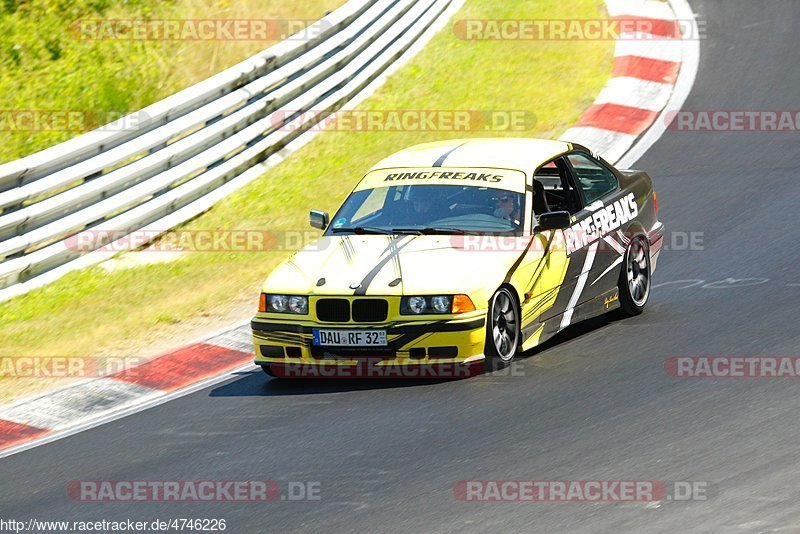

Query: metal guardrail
[[0, 0, 459, 301]]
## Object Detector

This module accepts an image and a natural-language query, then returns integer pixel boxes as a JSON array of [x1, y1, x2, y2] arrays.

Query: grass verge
[[0, 0, 344, 163]]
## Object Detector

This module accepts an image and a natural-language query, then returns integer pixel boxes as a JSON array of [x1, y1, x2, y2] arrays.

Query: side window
[[533, 157, 582, 215], [566, 153, 618, 204]]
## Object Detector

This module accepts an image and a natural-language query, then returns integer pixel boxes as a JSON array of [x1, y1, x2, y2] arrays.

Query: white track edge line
[[0, 362, 257, 459]]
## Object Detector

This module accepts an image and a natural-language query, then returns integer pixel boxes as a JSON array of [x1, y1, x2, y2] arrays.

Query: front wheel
[[484, 287, 521, 370], [261, 365, 277, 377], [617, 235, 651, 316]]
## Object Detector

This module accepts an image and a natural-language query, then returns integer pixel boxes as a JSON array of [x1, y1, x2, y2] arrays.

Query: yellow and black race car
[[251, 138, 663, 378]]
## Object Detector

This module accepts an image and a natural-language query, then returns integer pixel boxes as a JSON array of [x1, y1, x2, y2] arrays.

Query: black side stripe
[[522, 286, 560, 321], [254, 332, 308, 345], [522, 232, 556, 296], [432, 142, 468, 167], [390, 318, 485, 348], [503, 236, 535, 284]]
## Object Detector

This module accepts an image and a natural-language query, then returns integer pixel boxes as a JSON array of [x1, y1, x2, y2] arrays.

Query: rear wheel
[[484, 287, 520, 370], [261, 365, 277, 377], [618, 235, 651, 316]]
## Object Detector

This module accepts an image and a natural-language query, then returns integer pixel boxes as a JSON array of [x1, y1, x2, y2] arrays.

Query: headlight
[[261, 294, 308, 314], [430, 295, 451, 313], [404, 296, 428, 314], [268, 294, 288, 312], [400, 295, 475, 314], [401, 295, 456, 314], [288, 295, 308, 314]]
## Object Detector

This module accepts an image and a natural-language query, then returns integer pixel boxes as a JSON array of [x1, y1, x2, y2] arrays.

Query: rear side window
[[566, 153, 618, 204]]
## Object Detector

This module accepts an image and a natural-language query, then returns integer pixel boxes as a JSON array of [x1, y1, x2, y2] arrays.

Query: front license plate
[[312, 329, 387, 347]]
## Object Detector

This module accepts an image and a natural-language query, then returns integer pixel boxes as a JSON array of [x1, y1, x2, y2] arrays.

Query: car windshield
[[326, 184, 524, 235]]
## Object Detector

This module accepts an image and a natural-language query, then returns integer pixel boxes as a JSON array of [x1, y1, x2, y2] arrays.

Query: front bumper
[[251, 314, 487, 378]]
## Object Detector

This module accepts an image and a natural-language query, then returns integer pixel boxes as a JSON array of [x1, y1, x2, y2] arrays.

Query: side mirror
[[535, 211, 571, 232], [309, 210, 329, 230]]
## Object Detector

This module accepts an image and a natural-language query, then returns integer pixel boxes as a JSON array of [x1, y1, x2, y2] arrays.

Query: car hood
[[262, 234, 542, 297]]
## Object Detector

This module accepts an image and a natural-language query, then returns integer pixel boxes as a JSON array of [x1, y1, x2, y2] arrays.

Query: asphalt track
[[3, 1, 800, 531]]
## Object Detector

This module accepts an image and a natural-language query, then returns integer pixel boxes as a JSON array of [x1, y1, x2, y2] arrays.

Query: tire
[[618, 235, 651, 316], [261, 365, 277, 377], [484, 287, 521, 370]]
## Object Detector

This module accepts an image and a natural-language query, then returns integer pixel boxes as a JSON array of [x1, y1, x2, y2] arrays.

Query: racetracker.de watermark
[[267, 361, 525, 379], [66, 229, 287, 253], [0, 356, 144, 378], [449, 231, 702, 253], [67, 480, 321, 502], [666, 110, 800, 132], [665, 357, 800, 378], [453, 480, 708, 502], [66, 229, 702, 256], [70, 19, 330, 41], [273, 110, 536, 132], [0, 110, 150, 132], [453, 18, 705, 40]]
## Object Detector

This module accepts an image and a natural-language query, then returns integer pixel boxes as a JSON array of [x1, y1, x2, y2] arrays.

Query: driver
[[493, 192, 521, 225]]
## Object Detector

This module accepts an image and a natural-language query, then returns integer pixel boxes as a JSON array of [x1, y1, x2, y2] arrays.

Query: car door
[[515, 157, 582, 334], [561, 151, 631, 310]]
